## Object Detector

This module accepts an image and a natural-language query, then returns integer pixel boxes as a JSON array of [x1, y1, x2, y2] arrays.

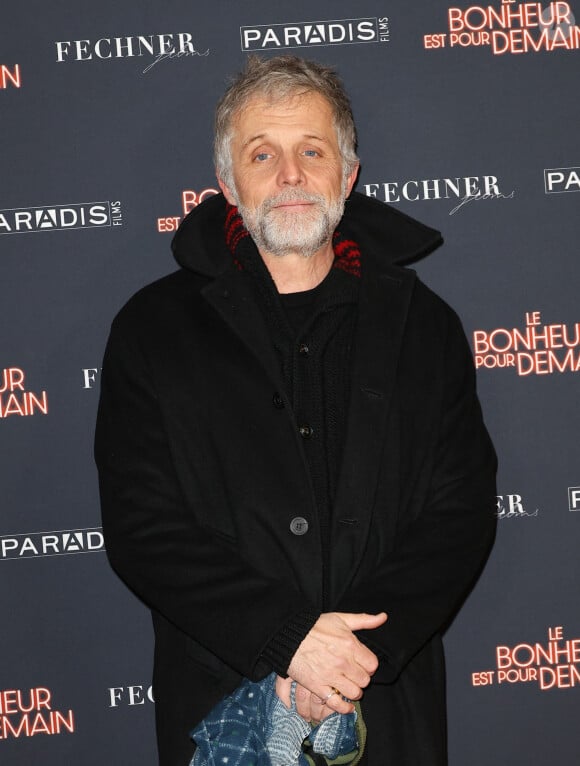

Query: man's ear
[[345, 162, 360, 198], [217, 176, 237, 206]]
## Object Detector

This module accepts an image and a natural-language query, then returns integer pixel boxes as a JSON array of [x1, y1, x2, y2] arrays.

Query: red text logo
[[0, 688, 74, 739], [157, 187, 219, 233], [473, 311, 580, 375], [424, 1, 579, 55], [472, 626, 580, 690], [0, 65, 21, 89], [0, 368, 48, 419]]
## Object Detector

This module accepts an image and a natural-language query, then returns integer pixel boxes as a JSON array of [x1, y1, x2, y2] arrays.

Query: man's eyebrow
[[242, 132, 329, 149], [242, 133, 266, 149]]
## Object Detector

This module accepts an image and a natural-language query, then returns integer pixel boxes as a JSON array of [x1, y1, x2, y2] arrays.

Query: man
[[95, 56, 496, 765]]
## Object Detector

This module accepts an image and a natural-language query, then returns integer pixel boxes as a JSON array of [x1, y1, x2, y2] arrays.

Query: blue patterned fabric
[[190, 673, 359, 766]]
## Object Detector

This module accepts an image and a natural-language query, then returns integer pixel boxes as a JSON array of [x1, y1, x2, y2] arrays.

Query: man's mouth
[[272, 201, 313, 209]]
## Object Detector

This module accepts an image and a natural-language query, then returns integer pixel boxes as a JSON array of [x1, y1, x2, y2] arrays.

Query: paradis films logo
[[0, 201, 122, 235], [241, 16, 390, 51], [0, 527, 105, 560], [544, 166, 580, 193], [424, 1, 579, 54], [568, 487, 580, 511]]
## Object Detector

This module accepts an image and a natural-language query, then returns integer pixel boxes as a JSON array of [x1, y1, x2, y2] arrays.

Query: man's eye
[[303, 149, 319, 157], [254, 153, 270, 162]]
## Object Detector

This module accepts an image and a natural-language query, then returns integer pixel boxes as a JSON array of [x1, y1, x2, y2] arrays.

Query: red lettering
[[424, 33, 447, 48], [182, 190, 197, 215], [448, 8, 465, 31], [496, 646, 511, 669], [0, 64, 21, 89], [472, 671, 494, 686], [157, 216, 181, 233]]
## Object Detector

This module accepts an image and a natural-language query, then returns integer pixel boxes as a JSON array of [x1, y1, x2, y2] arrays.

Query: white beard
[[236, 183, 347, 259]]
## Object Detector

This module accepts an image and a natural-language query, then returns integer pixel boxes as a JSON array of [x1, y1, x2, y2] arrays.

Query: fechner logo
[[241, 16, 390, 51]]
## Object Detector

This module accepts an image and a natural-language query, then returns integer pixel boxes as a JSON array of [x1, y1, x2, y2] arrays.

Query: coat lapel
[[330, 265, 416, 604], [201, 267, 284, 391]]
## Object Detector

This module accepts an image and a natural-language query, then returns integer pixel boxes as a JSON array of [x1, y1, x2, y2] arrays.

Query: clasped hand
[[276, 611, 387, 722]]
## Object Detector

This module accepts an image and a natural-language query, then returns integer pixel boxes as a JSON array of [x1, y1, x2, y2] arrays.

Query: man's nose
[[276, 153, 305, 186]]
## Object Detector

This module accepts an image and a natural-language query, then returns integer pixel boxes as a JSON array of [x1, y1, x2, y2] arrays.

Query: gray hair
[[214, 55, 359, 190]]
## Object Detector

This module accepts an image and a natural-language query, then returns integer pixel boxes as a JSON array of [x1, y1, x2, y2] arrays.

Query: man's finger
[[293, 685, 343, 723], [294, 683, 311, 719], [286, 611, 386, 704], [275, 675, 293, 709], [318, 687, 355, 715], [337, 611, 388, 632]]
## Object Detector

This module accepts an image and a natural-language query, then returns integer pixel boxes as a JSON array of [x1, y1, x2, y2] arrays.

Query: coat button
[[298, 343, 309, 356], [299, 424, 313, 439], [272, 392, 284, 409], [290, 517, 309, 535]]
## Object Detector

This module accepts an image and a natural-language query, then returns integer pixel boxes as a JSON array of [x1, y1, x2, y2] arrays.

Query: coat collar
[[172, 189, 442, 399], [171, 191, 443, 276]]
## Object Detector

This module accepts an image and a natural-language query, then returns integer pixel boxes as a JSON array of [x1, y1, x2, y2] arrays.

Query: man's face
[[218, 91, 358, 258]]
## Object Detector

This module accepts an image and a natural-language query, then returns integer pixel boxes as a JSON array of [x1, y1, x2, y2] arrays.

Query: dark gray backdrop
[[2, 1, 579, 763]]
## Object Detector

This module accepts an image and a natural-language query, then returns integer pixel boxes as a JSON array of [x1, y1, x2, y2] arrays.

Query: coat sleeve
[[337, 310, 497, 683], [94, 314, 318, 680]]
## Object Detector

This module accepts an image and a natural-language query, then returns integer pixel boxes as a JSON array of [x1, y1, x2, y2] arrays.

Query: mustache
[[260, 189, 325, 213]]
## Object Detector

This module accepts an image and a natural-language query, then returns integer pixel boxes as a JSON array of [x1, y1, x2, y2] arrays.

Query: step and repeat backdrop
[[1, 1, 579, 763]]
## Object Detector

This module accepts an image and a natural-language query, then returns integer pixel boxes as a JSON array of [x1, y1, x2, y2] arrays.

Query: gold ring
[[321, 687, 341, 705]]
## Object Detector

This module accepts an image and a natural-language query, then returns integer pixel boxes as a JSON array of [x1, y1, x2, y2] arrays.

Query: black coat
[[95, 192, 497, 766]]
